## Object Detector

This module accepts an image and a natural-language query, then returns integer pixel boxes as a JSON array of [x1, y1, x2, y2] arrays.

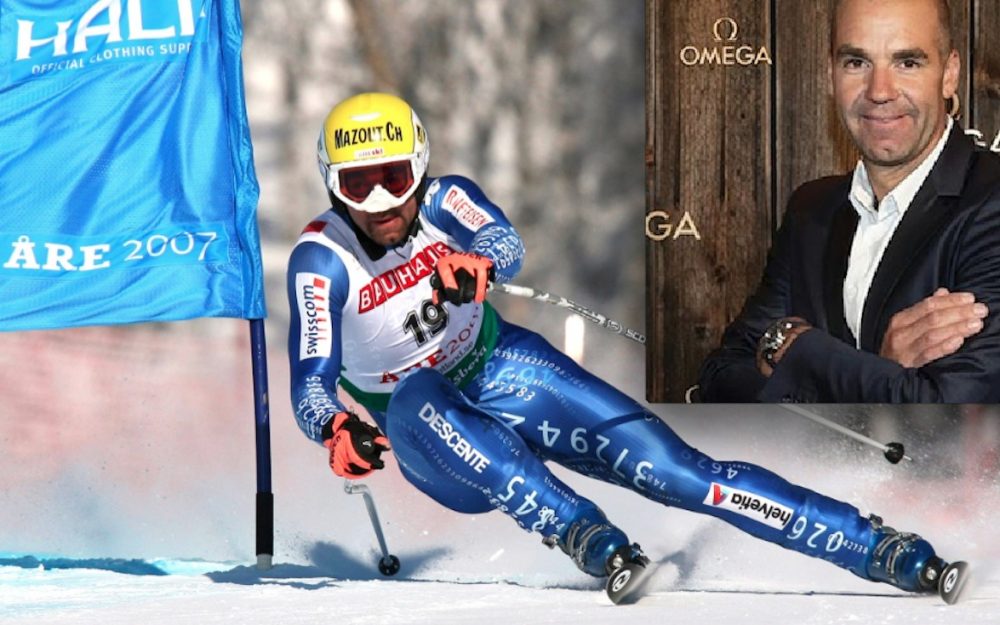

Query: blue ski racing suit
[[287, 175, 941, 591]]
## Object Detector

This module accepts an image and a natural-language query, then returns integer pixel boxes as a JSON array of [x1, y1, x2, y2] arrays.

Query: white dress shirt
[[843, 116, 953, 346]]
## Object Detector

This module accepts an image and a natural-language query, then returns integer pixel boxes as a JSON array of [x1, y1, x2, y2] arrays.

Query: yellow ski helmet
[[317, 93, 430, 213]]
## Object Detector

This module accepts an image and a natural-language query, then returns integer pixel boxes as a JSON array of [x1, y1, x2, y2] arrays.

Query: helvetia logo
[[703, 482, 793, 530], [710, 482, 727, 505], [297, 273, 333, 360]]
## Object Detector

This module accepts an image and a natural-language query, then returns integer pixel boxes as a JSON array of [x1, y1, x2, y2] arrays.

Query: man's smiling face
[[830, 0, 959, 172]]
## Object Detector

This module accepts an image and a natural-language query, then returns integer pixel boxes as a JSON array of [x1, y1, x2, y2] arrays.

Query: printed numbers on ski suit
[[680, 449, 740, 480], [785, 516, 866, 555], [402, 300, 448, 346]]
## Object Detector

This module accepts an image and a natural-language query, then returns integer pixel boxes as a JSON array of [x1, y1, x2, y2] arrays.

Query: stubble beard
[[848, 102, 931, 169]]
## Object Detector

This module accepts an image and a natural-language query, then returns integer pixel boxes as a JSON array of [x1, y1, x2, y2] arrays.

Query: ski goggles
[[337, 161, 416, 205]]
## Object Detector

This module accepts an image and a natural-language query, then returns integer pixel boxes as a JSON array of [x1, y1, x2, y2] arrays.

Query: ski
[[937, 560, 969, 605], [606, 558, 653, 605]]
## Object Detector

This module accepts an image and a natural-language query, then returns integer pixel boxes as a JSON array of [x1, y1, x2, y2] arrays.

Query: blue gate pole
[[250, 318, 273, 569]]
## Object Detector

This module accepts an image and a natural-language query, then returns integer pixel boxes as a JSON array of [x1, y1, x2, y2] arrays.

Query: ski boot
[[544, 507, 652, 604], [865, 515, 969, 604]]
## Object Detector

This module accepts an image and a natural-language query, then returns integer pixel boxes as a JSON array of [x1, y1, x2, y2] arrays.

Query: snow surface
[[1, 561, 995, 625], [1, 328, 998, 623], [1, 335, 997, 625], [0, 542, 997, 624]]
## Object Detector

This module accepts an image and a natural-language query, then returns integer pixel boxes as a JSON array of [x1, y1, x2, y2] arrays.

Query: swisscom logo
[[704, 482, 793, 530], [297, 272, 332, 360]]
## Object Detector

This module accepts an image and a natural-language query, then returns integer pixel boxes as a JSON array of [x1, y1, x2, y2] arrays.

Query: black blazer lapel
[[858, 126, 974, 351], [823, 201, 858, 343]]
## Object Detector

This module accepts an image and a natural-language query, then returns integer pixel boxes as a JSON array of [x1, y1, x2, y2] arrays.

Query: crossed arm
[[760, 289, 986, 376], [757, 289, 991, 402], [699, 207, 1000, 403]]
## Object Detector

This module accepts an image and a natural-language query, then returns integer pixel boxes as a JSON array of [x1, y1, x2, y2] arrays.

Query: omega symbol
[[713, 17, 738, 42]]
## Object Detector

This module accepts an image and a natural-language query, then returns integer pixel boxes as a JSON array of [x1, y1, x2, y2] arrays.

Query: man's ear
[[942, 49, 961, 102]]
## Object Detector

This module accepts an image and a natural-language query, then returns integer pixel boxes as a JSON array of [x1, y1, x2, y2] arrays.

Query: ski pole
[[780, 405, 912, 464], [488, 284, 909, 462], [488, 282, 646, 345], [487, 282, 912, 467], [343, 480, 401, 575]]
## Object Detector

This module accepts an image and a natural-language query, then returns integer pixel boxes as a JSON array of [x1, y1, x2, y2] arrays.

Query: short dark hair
[[831, 0, 954, 56]]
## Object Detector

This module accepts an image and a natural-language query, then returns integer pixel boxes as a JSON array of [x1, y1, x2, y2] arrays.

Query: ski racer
[[287, 92, 964, 603]]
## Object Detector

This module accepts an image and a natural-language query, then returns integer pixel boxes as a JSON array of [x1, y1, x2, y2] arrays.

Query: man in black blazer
[[699, 0, 1000, 403]]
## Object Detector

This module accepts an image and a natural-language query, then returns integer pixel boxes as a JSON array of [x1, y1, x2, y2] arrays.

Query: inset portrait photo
[[647, 0, 1000, 403]]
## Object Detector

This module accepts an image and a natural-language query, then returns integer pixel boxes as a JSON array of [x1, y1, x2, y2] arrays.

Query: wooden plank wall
[[645, 0, 773, 402], [974, 2, 1000, 141], [646, 0, 996, 402]]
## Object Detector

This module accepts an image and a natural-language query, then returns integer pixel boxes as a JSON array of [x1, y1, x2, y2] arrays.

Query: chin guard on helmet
[[317, 93, 430, 214]]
